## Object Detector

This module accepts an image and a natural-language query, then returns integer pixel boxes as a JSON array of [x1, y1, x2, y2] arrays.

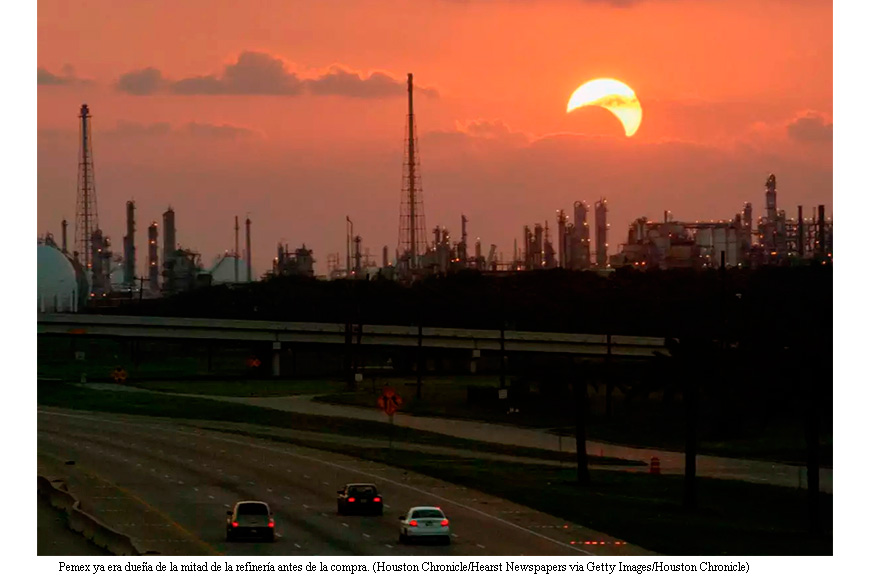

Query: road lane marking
[[302, 504, 309, 509], [284, 496, 291, 501], [342, 523, 349, 528], [385, 544, 394, 549], [208, 495, 215, 499], [267, 488, 273, 492], [363, 533, 370, 538], [476, 543, 486, 548], [294, 543, 301, 548], [40, 409, 594, 555]]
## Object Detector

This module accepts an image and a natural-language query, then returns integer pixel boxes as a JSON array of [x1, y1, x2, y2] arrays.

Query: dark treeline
[[107, 265, 832, 342]]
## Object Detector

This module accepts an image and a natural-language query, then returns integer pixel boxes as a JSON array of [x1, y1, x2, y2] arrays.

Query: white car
[[398, 506, 450, 545]]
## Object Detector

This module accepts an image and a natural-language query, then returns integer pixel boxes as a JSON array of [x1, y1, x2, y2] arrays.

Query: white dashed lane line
[[302, 504, 309, 509], [385, 544, 394, 549], [363, 533, 370, 539], [267, 488, 273, 492], [294, 544, 301, 549], [193, 487, 198, 492], [208, 495, 215, 500], [476, 544, 486, 549], [342, 523, 349, 528], [284, 496, 291, 501]]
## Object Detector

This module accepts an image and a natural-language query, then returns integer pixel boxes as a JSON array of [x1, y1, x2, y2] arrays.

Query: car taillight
[[409, 520, 418, 527], [348, 497, 356, 502], [373, 497, 381, 502], [268, 520, 275, 528], [231, 521, 239, 527], [441, 519, 449, 527]]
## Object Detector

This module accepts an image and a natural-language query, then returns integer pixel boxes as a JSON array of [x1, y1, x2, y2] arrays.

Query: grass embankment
[[132, 378, 345, 398], [313, 377, 832, 467], [201, 425, 833, 556], [36, 383, 635, 466]]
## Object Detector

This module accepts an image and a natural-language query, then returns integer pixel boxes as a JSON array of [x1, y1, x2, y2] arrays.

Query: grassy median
[[36, 382, 636, 466]]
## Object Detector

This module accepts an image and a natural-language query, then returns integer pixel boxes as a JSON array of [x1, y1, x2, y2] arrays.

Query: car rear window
[[411, 509, 443, 519], [237, 503, 269, 515], [349, 486, 376, 495]]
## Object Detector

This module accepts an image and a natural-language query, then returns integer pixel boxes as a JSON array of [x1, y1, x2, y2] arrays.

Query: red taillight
[[231, 521, 239, 527], [409, 520, 418, 527], [441, 519, 449, 527], [268, 520, 275, 528], [373, 497, 381, 502], [348, 497, 356, 503]]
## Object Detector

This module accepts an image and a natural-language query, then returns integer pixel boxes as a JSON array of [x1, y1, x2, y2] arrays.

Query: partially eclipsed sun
[[567, 78, 642, 137]]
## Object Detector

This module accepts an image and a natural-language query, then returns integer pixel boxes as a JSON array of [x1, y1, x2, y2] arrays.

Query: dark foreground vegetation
[[105, 265, 831, 337]]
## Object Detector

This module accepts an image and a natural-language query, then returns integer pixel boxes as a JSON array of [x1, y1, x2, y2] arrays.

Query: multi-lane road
[[38, 408, 650, 556]]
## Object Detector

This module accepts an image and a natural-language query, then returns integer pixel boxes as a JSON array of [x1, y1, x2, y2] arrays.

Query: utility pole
[[574, 364, 590, 485]]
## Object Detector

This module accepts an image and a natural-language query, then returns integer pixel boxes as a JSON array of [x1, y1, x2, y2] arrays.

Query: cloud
[[116, 67, 166, 95], [117, 52, 436, 99], [105, 120, 257, 140], [110, 120, 173, 137], [786, 112, 832, 142], [38, 65, 91, 86], [184, 122, 257, 139], [306, 67, 438, 98], [172, 52, 304, 95]]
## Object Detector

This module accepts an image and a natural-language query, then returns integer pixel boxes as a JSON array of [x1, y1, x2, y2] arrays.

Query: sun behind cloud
[[567, 78, 643, 137]]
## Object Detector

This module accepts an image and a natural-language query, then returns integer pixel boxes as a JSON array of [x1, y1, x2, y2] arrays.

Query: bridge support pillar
[[272, 341, 281, 377]]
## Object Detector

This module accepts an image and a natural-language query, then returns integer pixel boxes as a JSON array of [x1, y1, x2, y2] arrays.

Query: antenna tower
[[75, 104, 99, 268], [398, 73, 427, 270]]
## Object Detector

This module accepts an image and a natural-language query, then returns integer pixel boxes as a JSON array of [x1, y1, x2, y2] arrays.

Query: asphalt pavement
[[38, 407, 651, 556]]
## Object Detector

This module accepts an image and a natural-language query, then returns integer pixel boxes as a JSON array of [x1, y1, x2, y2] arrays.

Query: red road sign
[[377, 388, 403, 416]]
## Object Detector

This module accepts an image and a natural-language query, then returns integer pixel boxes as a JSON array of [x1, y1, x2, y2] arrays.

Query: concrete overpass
[[37, 313, 667, 359]]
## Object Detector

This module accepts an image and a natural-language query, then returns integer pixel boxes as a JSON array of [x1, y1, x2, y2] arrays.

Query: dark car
[[226, 501, 275, 542], [337, 483, 383, 515]]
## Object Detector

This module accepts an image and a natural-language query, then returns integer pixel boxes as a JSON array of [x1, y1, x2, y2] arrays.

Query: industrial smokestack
[[148, 221, 159, 293], [124, 200, 136, 285], [818, 205, 826, 258], [245, 217, 252, 282], [383, 245, 389, 268], [798, 205, 804, 257], [594, 198, 608, 267], [234, 215, 239, 283], [61, 220, 68, 254], [162, 207, 175, 267]]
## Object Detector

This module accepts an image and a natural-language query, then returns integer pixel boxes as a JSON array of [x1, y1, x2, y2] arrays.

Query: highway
[[38, 408, 651, 556], [37, 313, 667, 358]]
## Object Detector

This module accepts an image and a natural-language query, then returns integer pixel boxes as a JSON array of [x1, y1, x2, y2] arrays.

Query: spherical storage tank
[[37, 243, 80, 312]]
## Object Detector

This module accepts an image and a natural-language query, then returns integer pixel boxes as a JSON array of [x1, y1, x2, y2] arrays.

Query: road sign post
[[377, 388, 403, 450]]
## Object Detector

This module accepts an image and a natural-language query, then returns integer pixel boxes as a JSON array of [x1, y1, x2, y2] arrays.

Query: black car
[[337, 483, 383, 515], [226, 501, 275, 542]]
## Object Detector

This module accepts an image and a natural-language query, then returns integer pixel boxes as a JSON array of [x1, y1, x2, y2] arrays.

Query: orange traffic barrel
[[650, 456, 661, 475]]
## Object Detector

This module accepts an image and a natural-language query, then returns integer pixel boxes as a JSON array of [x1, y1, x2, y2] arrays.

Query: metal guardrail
[[37, 313, 668, 358]]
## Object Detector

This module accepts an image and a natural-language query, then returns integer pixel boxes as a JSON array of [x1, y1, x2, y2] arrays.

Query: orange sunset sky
[[37, 0, 833, 276]]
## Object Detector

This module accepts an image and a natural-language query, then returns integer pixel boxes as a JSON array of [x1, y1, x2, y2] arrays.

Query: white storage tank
[[38, 244, 79, 312]]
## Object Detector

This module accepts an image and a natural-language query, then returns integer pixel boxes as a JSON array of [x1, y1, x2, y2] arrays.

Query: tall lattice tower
[[398, 73, 427, 271], [75, 104, 99, 268]]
